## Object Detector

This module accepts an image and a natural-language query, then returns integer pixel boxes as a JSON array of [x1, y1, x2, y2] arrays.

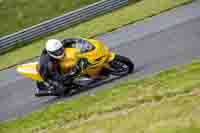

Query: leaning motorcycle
[[17, 38, 134, 96]]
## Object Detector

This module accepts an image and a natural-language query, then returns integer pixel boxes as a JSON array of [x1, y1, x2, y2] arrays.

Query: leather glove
[[77, 58, 89, 71], [61, 66, 80, 83], [63, 58, 88, 79], [60, 59, 89, 83]]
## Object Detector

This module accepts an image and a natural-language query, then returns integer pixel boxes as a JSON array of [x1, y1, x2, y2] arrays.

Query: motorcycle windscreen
[[17, 62, 43, 81]]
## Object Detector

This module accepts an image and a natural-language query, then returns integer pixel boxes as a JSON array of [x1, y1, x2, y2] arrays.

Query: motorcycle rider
[[37, 38, 89, 96]]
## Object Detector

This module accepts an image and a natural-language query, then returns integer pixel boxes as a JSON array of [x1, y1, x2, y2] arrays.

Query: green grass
[[0, 0, 100, 37], [1, 59, 200, 133], [59, 96, 200, 133], [0, 0, 192, 70]]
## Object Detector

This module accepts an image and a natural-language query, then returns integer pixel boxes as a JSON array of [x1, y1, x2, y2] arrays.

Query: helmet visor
[[49, 47, 64, 57]]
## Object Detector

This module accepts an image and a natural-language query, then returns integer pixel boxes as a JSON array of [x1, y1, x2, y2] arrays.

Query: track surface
[[0, 2, 200, 121]]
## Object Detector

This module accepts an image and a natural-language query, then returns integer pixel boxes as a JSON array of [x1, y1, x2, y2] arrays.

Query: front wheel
[[108, 55, 134, 76]]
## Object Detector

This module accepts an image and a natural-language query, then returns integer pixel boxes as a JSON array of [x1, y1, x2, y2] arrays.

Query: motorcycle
[[17, 38, 134, 96]]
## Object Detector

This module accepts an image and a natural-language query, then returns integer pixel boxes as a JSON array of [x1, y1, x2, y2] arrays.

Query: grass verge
[[1, 60, 200, 132], [0, 0, 192, 71], [0, 0, 100, 37]]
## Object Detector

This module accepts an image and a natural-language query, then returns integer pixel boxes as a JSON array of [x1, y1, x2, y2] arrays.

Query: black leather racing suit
[[39, 38, 88, 94]]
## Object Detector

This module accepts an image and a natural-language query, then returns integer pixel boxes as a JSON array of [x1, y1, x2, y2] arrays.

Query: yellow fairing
[[58, 38, 115, 77], [80, 38, 109, 63], [59, 48, 79, 74], [79, 38, 115, 77], [17, 62, 43, 81]]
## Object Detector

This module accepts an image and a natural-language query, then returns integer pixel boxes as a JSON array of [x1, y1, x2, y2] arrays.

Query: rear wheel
[[108, 55, 134, 76]]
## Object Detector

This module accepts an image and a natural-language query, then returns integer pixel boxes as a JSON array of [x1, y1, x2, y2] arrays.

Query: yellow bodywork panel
[[59, 48, 78, 74], [17, 62, 43, 81]]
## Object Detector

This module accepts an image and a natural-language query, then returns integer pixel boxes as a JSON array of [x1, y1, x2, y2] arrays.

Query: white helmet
[[45, 39, 64, 59]]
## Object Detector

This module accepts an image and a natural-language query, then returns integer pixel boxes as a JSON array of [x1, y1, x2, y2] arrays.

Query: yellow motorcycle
[[17, 38, 134, 96]]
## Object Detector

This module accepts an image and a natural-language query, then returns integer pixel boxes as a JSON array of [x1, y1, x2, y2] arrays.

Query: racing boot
[[49, 81, 66, 96], [35, 82, 54, 97]]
